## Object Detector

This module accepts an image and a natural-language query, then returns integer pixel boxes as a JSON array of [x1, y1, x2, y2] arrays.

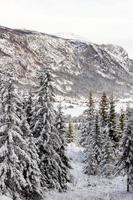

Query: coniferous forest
[[0, 70, 133, 200], [0, 70, 71, 200]]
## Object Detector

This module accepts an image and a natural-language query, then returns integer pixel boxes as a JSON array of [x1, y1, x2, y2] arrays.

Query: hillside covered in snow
[[0, 26, 132, 99]]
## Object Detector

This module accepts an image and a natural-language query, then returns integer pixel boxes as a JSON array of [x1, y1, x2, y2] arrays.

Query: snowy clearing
[[46, 143, 133, 200]]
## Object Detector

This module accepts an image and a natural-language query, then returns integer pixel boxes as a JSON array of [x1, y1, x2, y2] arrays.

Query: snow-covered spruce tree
[[0, 78, 43, 200], [55, 104, 71, 188], [20, 105, 42, 200], [93, 113, 102, 173], [116, 110, 126, 159], [108, 95, 117, 143], [0, 78, 29, 199], [108, 95, 121, 163], [24, 92, 33, 129], [80, 92, 97, 174], [118, 109, 126, 141], [84, 112, 102, 175], [78, 115, 87, 146], [67, 119, 75, 143], [80, 92, 95, 148], [116, 110, 133, 192], [99, 92, 114, 176], [99, 92, 109, 128], [32, 69, 69, 191], [55, 104, 67, 151]]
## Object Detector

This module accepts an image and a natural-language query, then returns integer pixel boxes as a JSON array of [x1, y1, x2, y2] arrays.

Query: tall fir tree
[[99, 92, 109, 127], [80, 92, 95, 148], [93, 113, 102, 172], [55, 104, 71, 189], [0, 78, 30, 199], [118, 109, 126, 141], [99, 92, 114, 176], [117, 109, 126, 159], [25, 91, 33, 129], [20, 106, 42, 200], [79, 92, 98, 174], [116, 110, 133, 192], [108, 95, 117, 143], [55, 104, 67, 152], [32, 69, 70, 191], [84, 112, 102, 175], [67, 119, 75, 143]]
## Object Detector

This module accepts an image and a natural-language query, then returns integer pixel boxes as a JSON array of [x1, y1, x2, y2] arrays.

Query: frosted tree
[[79, 116, 87, 146], [93, 113, 102, 173], [55, 104, 71, 190], [20, 109, 42, 199], [99, 92, 114, 176], [25, 91, 33, 129], [118, 109, 126, 141], [108, 95, 117, 143], [108, 95, 120, 164], [79, 92, 98, 174], [32, 69, 70, 191], [84, 113, 102, 175], [32, 69, 54, 188], [32, 73, 46, 139], [55, 104, 66, 144], [116, 110, 126, 159], [0, 78, 29, 199], [80, 92, 95, 147], [67, 119, 75, 143], [116, 110, 133, 192], [0, 78, 43, 199], [99, 92, 109, 127], [100, 130, 115, 176]]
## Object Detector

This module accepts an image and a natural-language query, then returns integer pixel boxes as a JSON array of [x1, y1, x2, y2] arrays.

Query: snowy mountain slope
[[0, 26, 132, 99]]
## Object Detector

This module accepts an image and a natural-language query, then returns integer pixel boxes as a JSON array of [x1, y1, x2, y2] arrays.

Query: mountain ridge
[[0, 25, 132, 99]]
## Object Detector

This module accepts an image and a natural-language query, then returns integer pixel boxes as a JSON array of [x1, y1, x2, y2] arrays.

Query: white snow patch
[[46, 143, 133, 200], [63, 104, 86, 117]]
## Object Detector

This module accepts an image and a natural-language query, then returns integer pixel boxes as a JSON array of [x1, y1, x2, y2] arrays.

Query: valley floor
[[46, 143, 133, 200]]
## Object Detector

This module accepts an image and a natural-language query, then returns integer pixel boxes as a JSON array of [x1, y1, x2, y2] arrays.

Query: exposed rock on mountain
[[0, 26, 132, 98]]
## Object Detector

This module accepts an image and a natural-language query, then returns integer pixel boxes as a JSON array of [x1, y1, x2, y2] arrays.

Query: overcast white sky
[[0, 0, 133, 57]]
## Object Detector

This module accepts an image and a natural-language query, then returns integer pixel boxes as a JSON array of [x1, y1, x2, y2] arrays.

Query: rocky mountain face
[[0, 26, 133, 99]]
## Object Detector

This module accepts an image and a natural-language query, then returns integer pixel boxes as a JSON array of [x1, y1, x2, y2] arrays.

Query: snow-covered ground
[[46, 143, 133, 200], [55, 95, 133, 118]]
